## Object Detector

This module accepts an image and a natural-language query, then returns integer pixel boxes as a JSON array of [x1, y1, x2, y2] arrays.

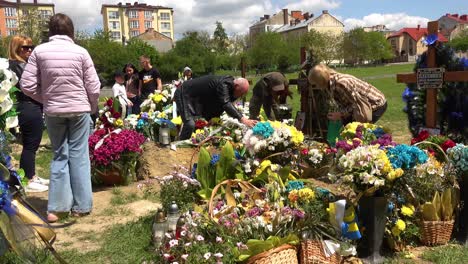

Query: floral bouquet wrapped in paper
[[139, 86, 172, 113], [242, 121, 304, 162], [0, 58, 19, 131], [88, 128, 146, 185]]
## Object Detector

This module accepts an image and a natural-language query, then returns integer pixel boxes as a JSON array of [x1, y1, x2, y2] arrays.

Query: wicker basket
[[420, 220, 454, 246], [300, 240, 341, 264], [246, 244, 298, 264]]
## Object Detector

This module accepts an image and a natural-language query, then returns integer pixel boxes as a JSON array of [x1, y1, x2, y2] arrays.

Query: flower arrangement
[[89, 128, 146, 185], [0, 58, 19, 131], [242, 121, 304, 160], [95, 98, 124, 130], [386, 201, 420, 251], [411, 130, 456, 162], [157, 166, 200, 212], [386, 144, 428, 170], [447, 143, 468, 175], [336, 122, 395, 153], [334, 145, 404, 193], [139, 87, 172, 113]]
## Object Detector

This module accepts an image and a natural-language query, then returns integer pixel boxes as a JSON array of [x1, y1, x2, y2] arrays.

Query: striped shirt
[[328, 73, 386, 122]]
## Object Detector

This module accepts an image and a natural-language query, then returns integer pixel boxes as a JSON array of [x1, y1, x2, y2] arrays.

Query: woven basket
[[247, 244, 298, 264], [300, 240, 341, 264], [420, 220, 454, 246]]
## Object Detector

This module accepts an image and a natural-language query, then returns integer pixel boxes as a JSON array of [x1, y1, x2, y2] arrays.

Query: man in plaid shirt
[[308, 64, 387, 124]]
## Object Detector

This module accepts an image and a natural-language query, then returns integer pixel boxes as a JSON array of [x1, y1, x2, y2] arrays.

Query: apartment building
[[0, 0, 54, 37], [101, 1, 174, 43]]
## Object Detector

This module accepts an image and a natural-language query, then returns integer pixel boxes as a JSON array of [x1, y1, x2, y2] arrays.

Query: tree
[[343, 28, 368, 65], [248, 32, 286, 69], [366, 31, 394, 62], [302, 30, 343, 65], [213, 21, 229, 54], [17, 9, 48, 45], [449, 29, 468, 52]]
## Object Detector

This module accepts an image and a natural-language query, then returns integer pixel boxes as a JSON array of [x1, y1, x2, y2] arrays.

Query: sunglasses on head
[[21, 45, 34, 51]]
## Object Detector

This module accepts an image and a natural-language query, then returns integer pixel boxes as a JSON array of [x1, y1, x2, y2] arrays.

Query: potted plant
[[89, 128, 146, 185]]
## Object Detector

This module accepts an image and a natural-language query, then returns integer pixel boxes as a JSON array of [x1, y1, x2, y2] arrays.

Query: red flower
[[106, 98, 113, 107], [113, 112, 121, 119], [301, 149, 309, 155], [195, 119, 208, 129], [441, 139, 456, 152]]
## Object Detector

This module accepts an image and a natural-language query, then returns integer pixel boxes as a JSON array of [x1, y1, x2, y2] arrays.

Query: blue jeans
[[45, 114, 93, 213]]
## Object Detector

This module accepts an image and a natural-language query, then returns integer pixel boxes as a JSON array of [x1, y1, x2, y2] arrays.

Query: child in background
[[112, 70, 133, 117]]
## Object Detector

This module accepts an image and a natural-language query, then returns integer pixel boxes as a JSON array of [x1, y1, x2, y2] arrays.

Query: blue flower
[[286, 181, 304, 192], [234, 150, 242, 160], [422, 34, 438, 45], [387, 144, 428, 169], [460, 57, 468, 69], [191, 163, 198, 178], [372, 127, 386, 138], [252, 122, 274, 138], [402, 87, 414, 102], [387, 202, 395, 214], [210, 154, 220, 165], [136, 119, 146, 130]]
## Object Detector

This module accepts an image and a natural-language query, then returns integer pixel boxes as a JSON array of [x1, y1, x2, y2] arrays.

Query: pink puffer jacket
[[21, 35, 100, 115]]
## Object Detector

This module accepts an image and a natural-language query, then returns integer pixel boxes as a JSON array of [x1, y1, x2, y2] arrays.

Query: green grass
[[422, 244, 468, 264], [110, 189, 140, 206]]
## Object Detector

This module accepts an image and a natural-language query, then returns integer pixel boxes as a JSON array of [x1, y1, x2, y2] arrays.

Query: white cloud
[[43, 0, 341, 39], [283, 0, 340, 13], [344, 13, 430, 31]]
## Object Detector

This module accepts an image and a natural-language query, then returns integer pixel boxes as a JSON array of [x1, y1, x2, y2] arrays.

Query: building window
[[6, 29, 17, 36], [111, 31, 121, 40], [39, 10, 52, 20], [128, 10, 138, 18], [144, 10, 152, 19], [108, 11, 119, 19], [144, 21, 152, 29], [130, 20, 139, 29], [160, 12, 170, 20], [130, 30, 140, 37], [6, 19, 17, 28], [109, 21, 120, 30], [162, 32, 171, 38], [161, 22, 171, 30], [5, 7, 17, 17]]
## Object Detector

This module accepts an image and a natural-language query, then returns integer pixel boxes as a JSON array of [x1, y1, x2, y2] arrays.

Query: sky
[[35, 0, 468, 39]]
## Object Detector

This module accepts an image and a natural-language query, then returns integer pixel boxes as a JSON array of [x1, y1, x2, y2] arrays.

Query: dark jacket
[[9, 60, 41, 104], [249, 72, 288, 120], [179, 75, 243, 120]]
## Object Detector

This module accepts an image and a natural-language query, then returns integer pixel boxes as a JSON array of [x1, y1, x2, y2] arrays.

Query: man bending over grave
[[174, 75, 257, 140], [308, 64, 387, 124], [249, 72, 292, 121]]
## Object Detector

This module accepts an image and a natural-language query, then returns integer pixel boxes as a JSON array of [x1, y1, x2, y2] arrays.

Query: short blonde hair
[[8, 35, 32, 63], [307, 63, 336, 89]]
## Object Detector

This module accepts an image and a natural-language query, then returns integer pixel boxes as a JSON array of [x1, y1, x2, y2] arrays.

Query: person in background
[[112, 70, 132, 117], [307, 64, 387, 124], [123, 63, 140, 114], [174, 75, 257, 140], [8, 35, 49, 193], [139, 55, 162, 99], [21, 13, 101, 222], [183, 66, 193, 80], [249, 72, 291, 121]]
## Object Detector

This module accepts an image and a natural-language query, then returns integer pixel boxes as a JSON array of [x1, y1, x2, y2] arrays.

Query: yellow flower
[[255, 160, 271, 175], [401, 205, 415, 217], [152, 94, 164, 103], [171, 116, 182, 125], [290, 127, 304, 145], [298, 188, 315, 201], [270, 121, 282, 129], [157, 111, 167, 118], [288, 190, 299, 203], [391, 219, 406, 236], [115, 118, 124, 127], [387, 168, 404, 181]]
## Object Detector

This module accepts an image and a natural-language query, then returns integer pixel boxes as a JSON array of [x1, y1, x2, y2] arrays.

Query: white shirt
[[112, 83, 130, 107]]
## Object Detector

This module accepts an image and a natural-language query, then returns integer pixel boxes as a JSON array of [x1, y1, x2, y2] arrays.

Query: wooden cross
[[396, 21, 468, 129]]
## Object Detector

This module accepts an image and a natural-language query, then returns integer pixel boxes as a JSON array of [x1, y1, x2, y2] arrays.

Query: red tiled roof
[[444, 14, 468, 24], [387, 27, 448, 42]]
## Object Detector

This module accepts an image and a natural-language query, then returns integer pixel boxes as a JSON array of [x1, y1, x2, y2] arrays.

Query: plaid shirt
[[328, 73, 386, 116]]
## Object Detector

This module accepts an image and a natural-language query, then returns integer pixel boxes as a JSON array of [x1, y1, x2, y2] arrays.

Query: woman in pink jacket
[[21, 13, 100, 222]]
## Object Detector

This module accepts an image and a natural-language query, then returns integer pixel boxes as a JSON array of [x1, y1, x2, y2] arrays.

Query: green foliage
[[196, 147, 214, 199], [0, 36, 11, 58], [302, 30, 343, 64], [421, 188, 457, 221], [215, 142, 235, 183], [343, 28, 394, 64], [248, 32, 286, 69], [17, 9, 48, 45], [422, 244, 468, 264], [234, 234, 299, 262], [449, 29, 468, 51], [213, 21, 229, 54]]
